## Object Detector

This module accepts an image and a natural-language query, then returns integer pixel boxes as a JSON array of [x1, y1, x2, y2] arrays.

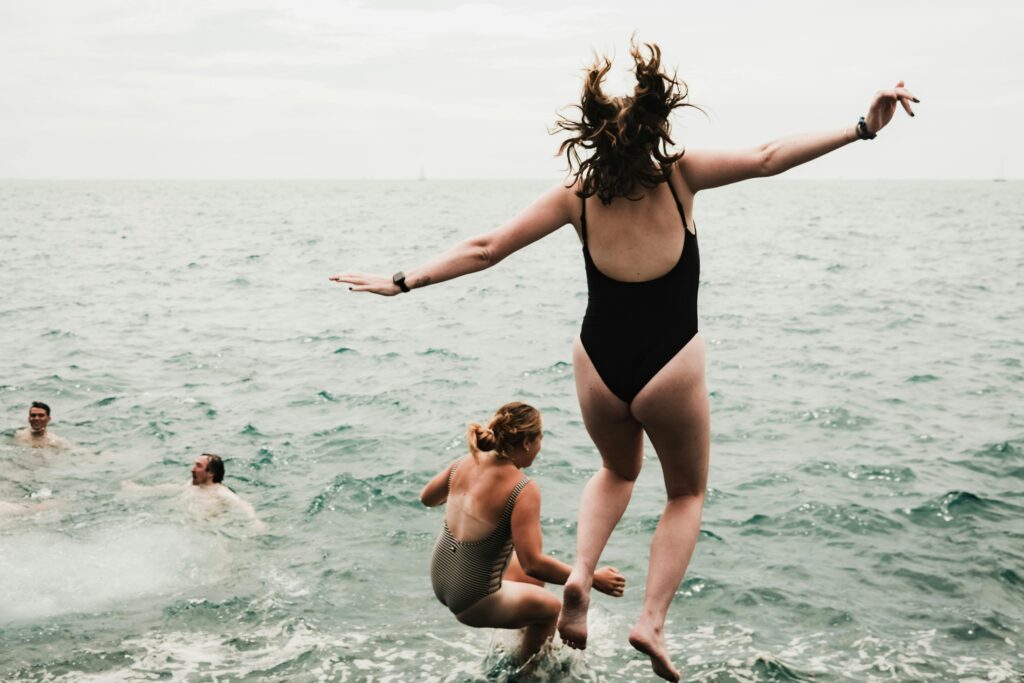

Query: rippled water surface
[[1, 180, 1022, 681]]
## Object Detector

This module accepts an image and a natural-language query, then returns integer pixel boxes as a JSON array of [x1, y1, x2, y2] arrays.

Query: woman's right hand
[[593, 566, 626, 597], [864, 80, 918, 136], [329, 273, 401, 296]]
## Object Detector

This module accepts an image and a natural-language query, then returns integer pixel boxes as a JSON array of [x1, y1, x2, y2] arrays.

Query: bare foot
[[628, 621, 679, 682], [557, 581, 590, 649]]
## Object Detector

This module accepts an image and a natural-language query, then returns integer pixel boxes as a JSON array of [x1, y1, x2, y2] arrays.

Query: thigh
[[573, 337, 645, 480], [631, 335, 710, 498], [455, 581, 560, 629]]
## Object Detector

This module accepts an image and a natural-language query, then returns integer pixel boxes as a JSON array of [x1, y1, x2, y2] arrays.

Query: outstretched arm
[[680, 81, 919, 192], [330, 182, 575, 295], [511, 482, 625, 596]]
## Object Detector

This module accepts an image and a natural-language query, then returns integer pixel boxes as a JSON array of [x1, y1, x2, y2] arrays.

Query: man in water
[[123, 453, 266, 531], [14, 402, 71, 449]]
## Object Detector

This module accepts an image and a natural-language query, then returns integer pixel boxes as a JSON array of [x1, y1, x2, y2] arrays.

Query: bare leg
[[456, 581, 560, 663], [627, 336, 710, 682], [559, 337, 644, 649]]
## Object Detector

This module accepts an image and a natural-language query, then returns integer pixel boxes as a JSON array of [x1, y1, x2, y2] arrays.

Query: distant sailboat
[[418, 166, 427, 181], [994, 157, 1006, 182]]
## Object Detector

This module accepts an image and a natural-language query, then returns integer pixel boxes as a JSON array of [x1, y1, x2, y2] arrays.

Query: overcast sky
[[2, 1, 1020, 179]]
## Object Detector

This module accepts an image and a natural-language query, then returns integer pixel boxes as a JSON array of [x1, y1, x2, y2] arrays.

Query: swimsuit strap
[[500, 476, 531, 522], [447, 459, 462, 493], [663, 166, 690, 233], [580, 193, 588, 244]]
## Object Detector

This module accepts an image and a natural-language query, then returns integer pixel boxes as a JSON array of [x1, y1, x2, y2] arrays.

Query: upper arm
[[483, 183, 575, 263], [678, 147, 770, 193], [420, 460, 458, 507], [219, 487, 258, 518], [509, 482, 543, 567]]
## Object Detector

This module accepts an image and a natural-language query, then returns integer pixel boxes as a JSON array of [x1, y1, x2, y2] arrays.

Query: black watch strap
[[392, 271, 410, 293], [856, 116, 876, 140]]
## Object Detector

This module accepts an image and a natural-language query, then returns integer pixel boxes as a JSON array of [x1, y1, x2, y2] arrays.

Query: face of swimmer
[[191, 455, 215, 486], [516, 430, 544, 468], [28, 406, 50, 435]]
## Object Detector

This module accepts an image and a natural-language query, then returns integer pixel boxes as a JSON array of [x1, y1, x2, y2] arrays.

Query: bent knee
[[538, 593, 561, 621], [598, 456, 643, 481], [665, 488, 706, 504]]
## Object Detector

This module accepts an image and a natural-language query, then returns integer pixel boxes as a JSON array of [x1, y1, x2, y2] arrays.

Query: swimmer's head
[[28, 402, 51, 434], [467, 402, 543, 467], [192, 453, 225, 485], [554, 38, 701, 205]]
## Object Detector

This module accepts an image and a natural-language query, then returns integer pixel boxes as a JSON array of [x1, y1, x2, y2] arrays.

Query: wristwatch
[[856, 116, 876, 140], [392, 271, 410, 293]]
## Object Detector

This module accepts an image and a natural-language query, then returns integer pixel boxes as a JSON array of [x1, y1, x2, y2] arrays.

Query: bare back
[[570, 168, 695, 283], [445, 455, 527, 543]]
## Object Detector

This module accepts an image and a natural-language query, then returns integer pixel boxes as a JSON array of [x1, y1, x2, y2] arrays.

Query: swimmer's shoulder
[[214, 484, 242, 501]]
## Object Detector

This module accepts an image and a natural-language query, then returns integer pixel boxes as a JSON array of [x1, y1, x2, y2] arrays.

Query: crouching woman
[[421, 401, 625, 662]]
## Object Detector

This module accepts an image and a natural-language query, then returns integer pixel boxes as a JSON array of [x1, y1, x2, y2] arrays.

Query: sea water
[[1, 180, 1021, 681]]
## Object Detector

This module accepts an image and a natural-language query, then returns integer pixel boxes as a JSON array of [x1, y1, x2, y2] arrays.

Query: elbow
[[467, 236, 500, 268], [758, 144, 779, 177], [518, 555, 543, 579]]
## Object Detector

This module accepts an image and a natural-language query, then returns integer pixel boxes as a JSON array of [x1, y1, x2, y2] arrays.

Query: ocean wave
[[737, 501, 904, 538], [901, 490, 1022, 527], [306, 471, 421, 516], [798, 407, 875, 430]]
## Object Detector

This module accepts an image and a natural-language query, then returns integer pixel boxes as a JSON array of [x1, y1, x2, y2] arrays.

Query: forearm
[[405, 235, 495, 290], [522, 553, 573, 585], [761, 124, 860, 177]]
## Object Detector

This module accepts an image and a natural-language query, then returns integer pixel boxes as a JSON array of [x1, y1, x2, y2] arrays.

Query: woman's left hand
[[865, 80, 918, 136], [329, 273, 401, 296]]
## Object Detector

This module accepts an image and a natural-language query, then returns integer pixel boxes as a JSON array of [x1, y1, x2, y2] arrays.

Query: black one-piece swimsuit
[[579, 171, 700, 404]]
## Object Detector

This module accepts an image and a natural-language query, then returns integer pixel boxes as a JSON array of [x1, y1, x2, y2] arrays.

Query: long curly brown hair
[[555, 40, 698, 204]]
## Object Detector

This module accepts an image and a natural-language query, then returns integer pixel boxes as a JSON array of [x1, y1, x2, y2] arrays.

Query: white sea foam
[[0, 524, 228, 622]]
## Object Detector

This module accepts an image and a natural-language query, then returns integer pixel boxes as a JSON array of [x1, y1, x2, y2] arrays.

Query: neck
[[492, 452, 520, 469]]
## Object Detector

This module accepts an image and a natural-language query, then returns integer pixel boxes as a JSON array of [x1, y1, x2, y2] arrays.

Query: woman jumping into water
[[420, 402, 626, 664], [335, 40, 917, 681]]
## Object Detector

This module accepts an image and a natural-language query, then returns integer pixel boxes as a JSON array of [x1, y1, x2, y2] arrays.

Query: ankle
[[634, 613, 665, 635], [566, 569, 594, 591]]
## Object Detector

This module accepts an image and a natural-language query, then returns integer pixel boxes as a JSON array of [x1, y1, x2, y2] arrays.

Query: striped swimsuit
[[430, 461, 530, 614]]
